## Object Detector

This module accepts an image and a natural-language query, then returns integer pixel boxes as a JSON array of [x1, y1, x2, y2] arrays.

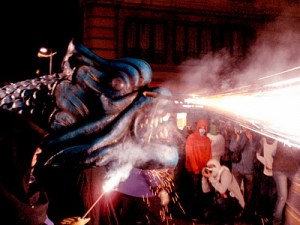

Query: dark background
[[1, 0, 82, 84]]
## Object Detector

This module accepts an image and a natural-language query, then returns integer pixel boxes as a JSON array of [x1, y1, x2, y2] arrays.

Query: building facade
[[78, 0, 300, 92], [76, 5, 300, 225]]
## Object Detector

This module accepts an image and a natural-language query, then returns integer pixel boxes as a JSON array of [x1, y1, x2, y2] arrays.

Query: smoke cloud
[[165, 14, 300, 96]]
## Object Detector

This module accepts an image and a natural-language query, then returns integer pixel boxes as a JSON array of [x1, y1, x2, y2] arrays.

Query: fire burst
[[181, 68, 300, 148], [145, 169, 186, 223]]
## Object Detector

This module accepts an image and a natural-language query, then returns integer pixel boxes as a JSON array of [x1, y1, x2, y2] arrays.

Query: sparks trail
[[258, 66, 300, 81], [144, 169, 186, 223], [215, 65, 300, 94], [151, 66, 300, 148], [194, 75, 300, 147]]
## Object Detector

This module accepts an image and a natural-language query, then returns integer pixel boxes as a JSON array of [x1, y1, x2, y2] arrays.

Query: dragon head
[[37, 40, 180, 171]]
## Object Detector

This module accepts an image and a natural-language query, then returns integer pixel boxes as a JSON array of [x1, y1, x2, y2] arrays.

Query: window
[[123, 18, 167, 64], [174, 24, 212, 64], [230, 0, 254, 2], [173, 23, 255, 64], [123, 18, 255, 65]]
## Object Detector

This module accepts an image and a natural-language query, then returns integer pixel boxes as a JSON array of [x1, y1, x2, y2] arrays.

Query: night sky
[[2, 0, 82, 84]]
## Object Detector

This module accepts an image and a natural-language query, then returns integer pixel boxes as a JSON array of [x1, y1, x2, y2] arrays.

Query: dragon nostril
[[111, 77, 125, 91]]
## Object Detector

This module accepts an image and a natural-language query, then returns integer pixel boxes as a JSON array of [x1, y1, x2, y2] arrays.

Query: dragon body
[[0, 40, 180, 224], [0, 40, 179, 169]]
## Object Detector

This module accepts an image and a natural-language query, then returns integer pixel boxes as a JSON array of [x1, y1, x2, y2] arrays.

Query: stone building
[[78, 0, 300, 93]]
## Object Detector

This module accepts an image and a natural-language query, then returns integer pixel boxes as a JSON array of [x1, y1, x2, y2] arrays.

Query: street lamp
[[38, 47, 57, 75]]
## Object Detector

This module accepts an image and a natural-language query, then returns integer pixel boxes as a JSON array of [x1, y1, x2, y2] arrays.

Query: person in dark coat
[[0, 109, 54, 225]]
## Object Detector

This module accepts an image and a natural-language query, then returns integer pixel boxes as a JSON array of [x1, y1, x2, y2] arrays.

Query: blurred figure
[[185, 119, 212, 221], [229, 127, 259, 222], [220, 121, 235, 170], [253, 136, 278, 224], [116, 167, 171, 225], [201, 159, 245, 225], [170, 121, 189, 219], [181, 125, 193, 138], [272, 142, 299, 225], [207, 120, 225, 163], [114, 116, 180, 225], [0, 109, 54, 225], [256, 136, 278, 177]]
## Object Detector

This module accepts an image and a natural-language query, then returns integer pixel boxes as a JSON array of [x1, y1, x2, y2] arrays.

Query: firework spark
[[180, 68, 300, 147], [144, 169, 186, 223]]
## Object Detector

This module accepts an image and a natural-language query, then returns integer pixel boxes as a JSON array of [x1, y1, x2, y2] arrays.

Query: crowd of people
[[0, 108, 299, 225], [173, 116, 300, 225]]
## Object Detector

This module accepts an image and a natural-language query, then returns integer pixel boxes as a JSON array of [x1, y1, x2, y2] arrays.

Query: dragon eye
[[111, 77, 125, 91]]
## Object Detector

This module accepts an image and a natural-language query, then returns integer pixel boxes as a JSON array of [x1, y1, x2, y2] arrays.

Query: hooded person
[[201, 158, 245, 224], [184, 119, 212, 221], [185, 119, 212, 175], [0, 109, 54, 225]]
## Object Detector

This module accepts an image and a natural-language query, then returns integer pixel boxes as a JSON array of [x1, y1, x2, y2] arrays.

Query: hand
[[245, 130, 253, 142], [202, 167, 211, 178], [236, 133, 241, 142], [158, 189, 170, 206], [58, 217, 90, 225]]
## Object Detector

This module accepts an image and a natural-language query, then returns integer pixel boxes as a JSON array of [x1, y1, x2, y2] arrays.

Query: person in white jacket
[[201, 159, 245, 225], [207, 122, 225, 163], [256, 136, 278, 176]]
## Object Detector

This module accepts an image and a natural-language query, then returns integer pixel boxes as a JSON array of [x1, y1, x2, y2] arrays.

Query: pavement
[[161, 206, 255, 225], [164, 216, 253, 225], [161, 216, 252, 225]]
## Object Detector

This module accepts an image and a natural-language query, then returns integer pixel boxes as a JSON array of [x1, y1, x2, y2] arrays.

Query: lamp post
[[38, 47, 57, 75]]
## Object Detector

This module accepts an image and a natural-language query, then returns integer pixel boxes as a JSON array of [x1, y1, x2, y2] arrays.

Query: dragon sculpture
[[0, 39, 180, 224], [0, 39, 178, 168]]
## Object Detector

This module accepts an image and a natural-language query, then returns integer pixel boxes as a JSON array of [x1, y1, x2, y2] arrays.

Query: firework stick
[[82, 192, 106, 219]]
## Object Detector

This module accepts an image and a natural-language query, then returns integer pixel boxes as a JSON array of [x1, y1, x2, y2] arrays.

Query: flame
[[182, 75, 300, 147], [103, 164, 133, 192], [102, 172, 122, 193]]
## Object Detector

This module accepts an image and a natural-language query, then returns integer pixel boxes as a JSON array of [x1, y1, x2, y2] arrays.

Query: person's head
[[196, 119, 208, 136], [206, 159, 221, 177], [209, 123, 219, 135]]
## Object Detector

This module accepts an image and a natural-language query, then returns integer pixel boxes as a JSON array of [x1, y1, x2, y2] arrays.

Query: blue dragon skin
[[0, 39, 179, 169]]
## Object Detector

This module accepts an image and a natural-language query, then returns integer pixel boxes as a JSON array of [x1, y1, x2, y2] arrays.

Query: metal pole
[[49, 53, 52, 75]]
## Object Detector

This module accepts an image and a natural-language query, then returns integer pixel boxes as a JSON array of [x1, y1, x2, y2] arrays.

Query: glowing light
[[103, 163, 133, 192], [176, 112, 187, 130], [37, 47, 57, 75], [182, 76, 300, 147]]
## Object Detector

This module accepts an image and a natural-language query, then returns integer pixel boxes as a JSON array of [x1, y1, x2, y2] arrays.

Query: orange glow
[[182, 77, 300, 147]]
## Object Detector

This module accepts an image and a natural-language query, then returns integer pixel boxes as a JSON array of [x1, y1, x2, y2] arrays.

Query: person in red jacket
[[184, 119, 212, 221]]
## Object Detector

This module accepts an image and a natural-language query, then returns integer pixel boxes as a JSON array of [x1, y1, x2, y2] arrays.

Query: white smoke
[[165, 15, 300, 96], [102, 141, 178, 191]]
